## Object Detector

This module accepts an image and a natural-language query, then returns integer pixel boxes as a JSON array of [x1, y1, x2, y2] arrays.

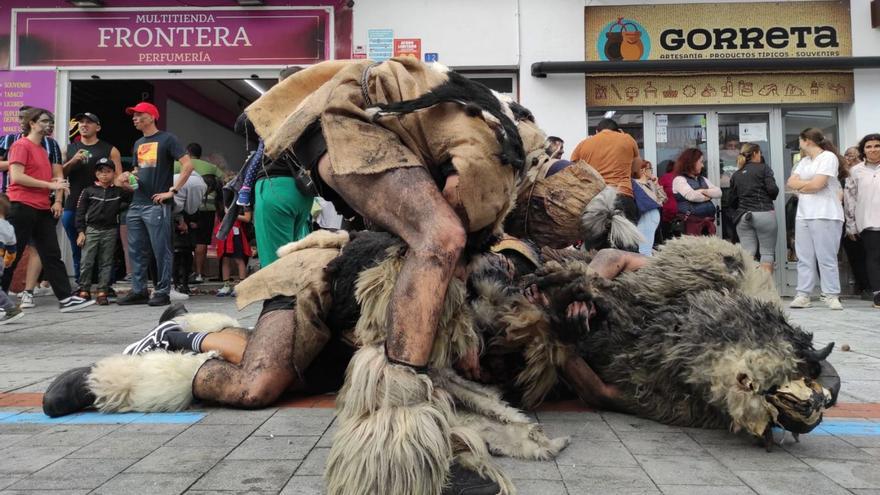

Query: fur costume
[[245, 57, 525, 235], [88, 351, 218, 413], [470, 235, 835, 443], [327, 232, 569, 495], [506, 157, 643, 251], [64, 312, 240, 414]]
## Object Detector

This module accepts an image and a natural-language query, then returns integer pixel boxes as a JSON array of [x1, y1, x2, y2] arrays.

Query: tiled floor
[[1, 295, 878, 494]]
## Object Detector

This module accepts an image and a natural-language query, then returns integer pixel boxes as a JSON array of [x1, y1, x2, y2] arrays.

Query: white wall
[[165, 99, 246, 171], [518, 0, 588, 151], [352, 0, 519, 69], [352, 0, 878, 153], [847, 0, 880, 142]]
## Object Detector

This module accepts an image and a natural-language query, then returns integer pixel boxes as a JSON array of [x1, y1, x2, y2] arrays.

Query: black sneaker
[[0, 306, 24, 325], [148, 292, 171, 306], [106, 287, 118, 303], [59, 296, 97, 313], [117, 291, 150, 305], [874, 292, 880, 309], [42, 366, 96, 417], [159, 303, 189, 324], [442, 462, 502, 495], [122, 320, 181, 355]]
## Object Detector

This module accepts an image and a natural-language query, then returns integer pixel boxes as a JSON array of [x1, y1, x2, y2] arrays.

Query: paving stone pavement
[[0, 292, 878, 494]]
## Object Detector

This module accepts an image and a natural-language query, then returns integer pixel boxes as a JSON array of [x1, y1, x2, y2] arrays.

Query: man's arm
[[588, 248, 648, 279], [51, 163, 65, 217], [62, 147, 86, 175], [9, 163, 54, 189], [173, 154, 194, 192]]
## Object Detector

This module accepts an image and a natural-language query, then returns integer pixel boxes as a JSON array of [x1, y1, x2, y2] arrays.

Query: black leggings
[[0, 202, 71, 299], [863, 230, 880, 292]]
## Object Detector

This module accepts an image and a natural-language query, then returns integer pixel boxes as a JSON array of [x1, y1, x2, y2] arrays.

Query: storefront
[[526, 0, 880, 296], [1, 1, 352, 170]]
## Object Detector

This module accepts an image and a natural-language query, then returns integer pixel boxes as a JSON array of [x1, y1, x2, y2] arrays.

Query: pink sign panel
[[1, 71, 55, 135], [13, 8, 330, 68]]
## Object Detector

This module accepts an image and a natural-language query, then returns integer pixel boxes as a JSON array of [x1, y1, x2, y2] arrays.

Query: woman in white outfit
[[786, 128, 845, 310]]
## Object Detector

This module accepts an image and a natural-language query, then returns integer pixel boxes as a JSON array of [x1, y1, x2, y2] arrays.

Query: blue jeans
[[127, 203, 173, 295], [61, 209, 82, 279], [636, 208, 660, 256]]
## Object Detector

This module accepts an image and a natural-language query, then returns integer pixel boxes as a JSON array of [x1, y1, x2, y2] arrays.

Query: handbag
[[276, 149, 319, 198]]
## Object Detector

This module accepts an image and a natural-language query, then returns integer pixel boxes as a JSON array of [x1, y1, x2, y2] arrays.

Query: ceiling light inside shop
[[244, 79, 266, 95], [66, 0, 104, 6], [603, 111, 616, 119], [235, 0, 266, 5]]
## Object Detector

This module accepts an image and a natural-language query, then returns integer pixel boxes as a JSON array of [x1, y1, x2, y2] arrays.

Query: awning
[[531, 56, 880, 77]]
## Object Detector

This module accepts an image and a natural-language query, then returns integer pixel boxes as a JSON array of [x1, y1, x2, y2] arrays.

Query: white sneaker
[[33, 286, 53, 297], [822, 294, 843, 310], [216, 283, 233, 297], [789, 295, 812, 309], [19, 291, 35, 309], [169, 288, 190, 301]]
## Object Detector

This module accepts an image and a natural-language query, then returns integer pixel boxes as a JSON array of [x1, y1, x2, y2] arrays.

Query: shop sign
[[393, 38, 421, 59], [11, 8, 331, 68], [0, 70, 55, 134], [586, 1, 852, 61], [586, 73, 854, 106]]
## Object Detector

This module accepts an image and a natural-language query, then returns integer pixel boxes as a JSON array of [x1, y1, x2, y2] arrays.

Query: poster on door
[[739, 123, 768, 142]]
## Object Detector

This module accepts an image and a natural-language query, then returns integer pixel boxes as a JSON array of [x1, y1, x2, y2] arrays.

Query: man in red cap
[[116, 102, 193, 307]]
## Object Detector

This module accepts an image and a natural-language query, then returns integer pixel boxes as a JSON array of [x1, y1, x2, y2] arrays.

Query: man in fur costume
[[43, 229, 573, 495], [470, 235, 840, 449], [243, 57, 556, 495]]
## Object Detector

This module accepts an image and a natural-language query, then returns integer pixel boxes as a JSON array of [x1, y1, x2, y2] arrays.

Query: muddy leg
[[318, 156, 465, 366]]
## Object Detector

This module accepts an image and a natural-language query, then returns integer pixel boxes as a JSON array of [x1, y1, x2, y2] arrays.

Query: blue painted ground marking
[[0, 411, 205, 425], [813, 419, 880, 436]]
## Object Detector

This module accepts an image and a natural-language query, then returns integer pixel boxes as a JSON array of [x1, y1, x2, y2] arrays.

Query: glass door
[[655, 113, 708, 168], [716, 112, 773, 243]]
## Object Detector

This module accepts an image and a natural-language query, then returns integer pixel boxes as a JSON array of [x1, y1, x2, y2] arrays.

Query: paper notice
[[656, 126, 668, 143], [739, 122, 768, 142]]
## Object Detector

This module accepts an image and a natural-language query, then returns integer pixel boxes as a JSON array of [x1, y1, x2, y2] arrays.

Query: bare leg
[[318, 156, 465, 366], [201, 331, 248, 365], [235, 259, 247, 281], [194, 244, 207, 277], [193, 309, 298, 408], [760, 262, 774, 274], [221, 257, 230, 281]]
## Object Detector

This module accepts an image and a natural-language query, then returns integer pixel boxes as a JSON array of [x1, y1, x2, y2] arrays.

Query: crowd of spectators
[[0, 92, 875, 325]]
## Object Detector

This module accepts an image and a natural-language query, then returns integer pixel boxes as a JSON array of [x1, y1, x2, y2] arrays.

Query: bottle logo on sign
[[598, 17, 650, 61]]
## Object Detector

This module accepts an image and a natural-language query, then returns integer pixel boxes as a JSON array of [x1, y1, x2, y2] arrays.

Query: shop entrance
[[589, 105, 845, 296]]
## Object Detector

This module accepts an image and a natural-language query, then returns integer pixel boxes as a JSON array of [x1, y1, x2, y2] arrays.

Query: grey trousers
[[736, 211, 778, 263], [78, 226, 117, 292], [795, 218, 842, 296]]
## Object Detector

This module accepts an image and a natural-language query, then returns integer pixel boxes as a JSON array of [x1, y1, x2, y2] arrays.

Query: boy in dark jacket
[[75, 158, 129, 305]]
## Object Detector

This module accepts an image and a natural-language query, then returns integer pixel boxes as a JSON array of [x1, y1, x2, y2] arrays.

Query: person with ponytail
[[786, 127, 845, 310], [728, 143, 779, 272]]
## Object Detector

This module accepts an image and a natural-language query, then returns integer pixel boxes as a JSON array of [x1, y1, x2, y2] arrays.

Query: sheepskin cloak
[[244, 57, 516, 233]]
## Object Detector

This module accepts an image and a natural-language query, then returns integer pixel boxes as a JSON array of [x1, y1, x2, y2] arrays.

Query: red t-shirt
[[7, 137, 52, 210]]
